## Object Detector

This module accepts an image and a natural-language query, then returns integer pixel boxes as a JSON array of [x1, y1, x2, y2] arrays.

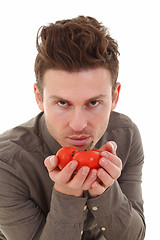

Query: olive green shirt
[[0, 111, 145, 239]]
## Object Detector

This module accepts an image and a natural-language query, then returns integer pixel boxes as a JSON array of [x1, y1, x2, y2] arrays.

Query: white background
[[0, 0, 159, 239]]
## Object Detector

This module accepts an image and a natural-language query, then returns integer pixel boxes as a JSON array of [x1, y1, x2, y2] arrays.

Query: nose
[[69, 108, 87, 132]]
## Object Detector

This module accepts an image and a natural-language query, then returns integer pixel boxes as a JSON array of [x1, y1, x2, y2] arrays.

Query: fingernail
[[99, 168, 105, 176], [109, 143, 114, 150], [91, 169, 97, 178], [81, 166, 90, 175], [100, 157, 108, 165], [50, 156, 55, 166], [101, 151, 108, 158], [71, 161, 78, 169], [110, 142, 117, 153]]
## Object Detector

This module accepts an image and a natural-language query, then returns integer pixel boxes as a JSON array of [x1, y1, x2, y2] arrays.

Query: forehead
[[43, 67, 112, 100]]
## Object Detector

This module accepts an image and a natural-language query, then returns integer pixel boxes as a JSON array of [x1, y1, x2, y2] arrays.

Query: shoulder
[[108, 111, 135, 130], [96, 111, 139, 149], [96, 111, 143, 167], [107, 111, 142, 147], [0, 113, 43, 166]]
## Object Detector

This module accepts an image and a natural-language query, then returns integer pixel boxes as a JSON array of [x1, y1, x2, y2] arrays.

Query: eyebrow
[[48, 94, 108, 104]]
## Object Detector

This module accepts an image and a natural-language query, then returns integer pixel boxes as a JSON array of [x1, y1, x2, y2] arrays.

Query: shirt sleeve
[[0, 161, 88, 240], [86, 123, 146, 240], [39, 188, 88, 240]]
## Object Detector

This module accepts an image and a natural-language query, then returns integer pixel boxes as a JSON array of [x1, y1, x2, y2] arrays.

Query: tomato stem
[[72, 150, 76, 156], [85, 141, 93, 151]]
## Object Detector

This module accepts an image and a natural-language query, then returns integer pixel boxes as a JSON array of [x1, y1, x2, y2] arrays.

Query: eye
[[86, 100, 101, 109], [89, 100, 100, 107], [56, 100, 71, 109], [57, 100, 67, 107]]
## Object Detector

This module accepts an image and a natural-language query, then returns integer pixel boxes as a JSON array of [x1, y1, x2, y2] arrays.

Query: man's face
[[35, 67, 120, 151]]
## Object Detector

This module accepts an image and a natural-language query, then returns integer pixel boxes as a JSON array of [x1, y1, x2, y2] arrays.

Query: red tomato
[[72, 150, 101, 170], [56, 146, 101, 171], [56, 147, 78, 170]]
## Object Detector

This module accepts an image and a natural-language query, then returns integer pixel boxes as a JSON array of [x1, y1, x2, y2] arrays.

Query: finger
[[68, 166, 90, 189], [44, 155, 58, 172], [99, 141, 117, 154], [82, 169, 97, 190], [90, 180, 107, 196], [99, 158, 121, 179], [97, 168, 115, 187], [100, 151, 122, 169], [52, 160, 78, 184], [109, 141, 117, 154]]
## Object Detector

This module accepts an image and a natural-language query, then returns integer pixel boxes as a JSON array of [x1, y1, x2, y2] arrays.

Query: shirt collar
[[39, 113, 61, 155]]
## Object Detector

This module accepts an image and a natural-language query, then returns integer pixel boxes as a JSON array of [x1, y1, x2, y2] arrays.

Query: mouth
[[67, 135, 91, 148]]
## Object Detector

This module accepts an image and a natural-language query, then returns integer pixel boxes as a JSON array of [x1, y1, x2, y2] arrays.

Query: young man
[[0, 16, 145, 239]]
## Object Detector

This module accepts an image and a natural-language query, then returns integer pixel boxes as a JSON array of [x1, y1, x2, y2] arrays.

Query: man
[[0, 16, 145, 239]]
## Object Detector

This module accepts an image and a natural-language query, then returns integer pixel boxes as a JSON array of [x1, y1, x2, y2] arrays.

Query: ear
[[34, 83, 44, 111], [111, 82, 121, 111]]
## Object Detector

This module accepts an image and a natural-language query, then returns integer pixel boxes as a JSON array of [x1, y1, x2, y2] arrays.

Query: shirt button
[[101, 227, 106, 231], [92, 206, 98, 211], [83, 205, 87, 211]]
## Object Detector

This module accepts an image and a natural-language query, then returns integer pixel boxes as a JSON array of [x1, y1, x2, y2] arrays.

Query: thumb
[[99, 141, 117, 154], [44, 155, 58, 172]]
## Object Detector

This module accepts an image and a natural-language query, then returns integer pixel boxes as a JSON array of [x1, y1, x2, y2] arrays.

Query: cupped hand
[[44, 141, 122, 198], [88, 141, 122, 197], [44, 156, 97, 197]]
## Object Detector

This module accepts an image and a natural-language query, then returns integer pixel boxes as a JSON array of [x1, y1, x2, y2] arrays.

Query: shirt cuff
[[50, 188, 88, 223], [87, 181, 124, 218]]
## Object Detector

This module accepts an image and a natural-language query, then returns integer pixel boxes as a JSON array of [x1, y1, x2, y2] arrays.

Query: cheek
[[93, 104, 111, 122], [44, 113, 65, 144], [44, 105, 69, 132], [95, 115, 110, 131], [91, 107, 111, 134]]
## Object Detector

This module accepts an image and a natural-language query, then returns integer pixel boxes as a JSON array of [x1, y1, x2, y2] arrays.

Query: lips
[[67, 135, 91, 147]]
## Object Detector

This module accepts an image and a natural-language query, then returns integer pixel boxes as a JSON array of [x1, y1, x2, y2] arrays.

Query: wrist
[[54, 183, 83, 197]]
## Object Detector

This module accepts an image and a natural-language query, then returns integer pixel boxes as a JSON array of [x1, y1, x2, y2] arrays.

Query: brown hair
[[34, 16, 119, 93]]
